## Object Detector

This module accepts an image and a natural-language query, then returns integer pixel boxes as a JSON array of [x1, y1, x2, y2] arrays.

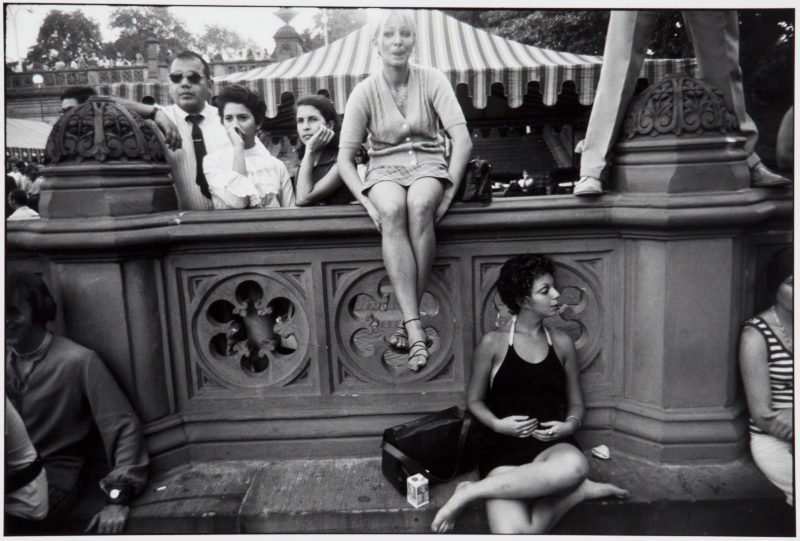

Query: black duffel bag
[[381, 406, 473, 495]]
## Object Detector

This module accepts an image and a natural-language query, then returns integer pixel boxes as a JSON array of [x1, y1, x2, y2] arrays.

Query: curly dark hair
[[496, 254, 556, 315], [6, 272, 57, 324], [216, 85, 267, 126]]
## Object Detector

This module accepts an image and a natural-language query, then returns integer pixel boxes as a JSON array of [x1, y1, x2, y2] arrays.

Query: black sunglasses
[[169, 71, 204, 84]]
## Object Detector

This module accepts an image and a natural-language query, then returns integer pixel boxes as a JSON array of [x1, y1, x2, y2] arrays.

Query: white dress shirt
[[162, 102, 231, 211], [204, 139, 295, 209]]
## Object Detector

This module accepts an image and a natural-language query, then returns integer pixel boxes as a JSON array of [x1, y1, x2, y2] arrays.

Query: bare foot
[[577, 479, 629, 501], [431, 481, 472, 533]]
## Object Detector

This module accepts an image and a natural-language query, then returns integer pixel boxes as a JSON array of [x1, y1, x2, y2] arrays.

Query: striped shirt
[[743, 316, 793, 434], [162, 102, 232, 211]]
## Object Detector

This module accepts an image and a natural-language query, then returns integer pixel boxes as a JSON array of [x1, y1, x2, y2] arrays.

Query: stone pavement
[[59, 450, 795, 535]]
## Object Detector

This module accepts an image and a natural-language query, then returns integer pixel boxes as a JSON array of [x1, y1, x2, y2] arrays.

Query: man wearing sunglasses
[[153, 50, 232, 211]]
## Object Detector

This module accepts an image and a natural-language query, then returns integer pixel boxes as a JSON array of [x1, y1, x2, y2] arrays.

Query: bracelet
[[566, 415, 582, 428]]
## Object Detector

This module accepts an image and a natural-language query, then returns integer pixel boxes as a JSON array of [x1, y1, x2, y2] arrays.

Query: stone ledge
[[56, 452, 793, 535]]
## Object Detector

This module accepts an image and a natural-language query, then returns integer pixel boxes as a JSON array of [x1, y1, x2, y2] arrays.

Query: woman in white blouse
[[204, 85, 295, 209]]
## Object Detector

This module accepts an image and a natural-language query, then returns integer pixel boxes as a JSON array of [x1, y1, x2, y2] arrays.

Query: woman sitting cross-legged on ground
[[432, 254, 628, 534], [338, 9, 472, 371], [203, 85, 295, 209], [738, 247, 793, 505], [294, 95, 354, 206]]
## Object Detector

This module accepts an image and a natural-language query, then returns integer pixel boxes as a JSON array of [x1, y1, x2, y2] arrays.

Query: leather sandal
[[389, 317, 432, 351], [407, 340, 429, 371]]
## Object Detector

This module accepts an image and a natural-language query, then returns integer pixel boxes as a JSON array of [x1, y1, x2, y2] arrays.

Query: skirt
[[361, 162, 451, 195]]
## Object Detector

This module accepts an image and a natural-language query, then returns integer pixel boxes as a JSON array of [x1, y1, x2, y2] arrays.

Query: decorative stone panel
[[622, 74, 738, 140], [328, 261, 460, 388], [45, 96, 166, 164], [187, 268, 312, 393]]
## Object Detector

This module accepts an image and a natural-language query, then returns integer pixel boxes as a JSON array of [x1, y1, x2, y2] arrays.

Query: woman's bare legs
[[431, 443, 589, 533], [367, 182, 426, 347], [406, 178, 444, 304]]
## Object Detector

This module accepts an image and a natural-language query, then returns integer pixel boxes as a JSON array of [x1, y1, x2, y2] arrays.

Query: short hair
[[766, 246, 793, 294], [216, 85, 267, 126], [141, 95, 156, 106], [60, 86, 96, 104], [372, 9, 417, 42], [24, 164, 39, 178], [13, 160, 26, 170], [296, 94, 341, 159], [171, 50, 210, 80], [9, 189, 27, 206], [6, 272, 57, 324], [496, 254, 557, 315]]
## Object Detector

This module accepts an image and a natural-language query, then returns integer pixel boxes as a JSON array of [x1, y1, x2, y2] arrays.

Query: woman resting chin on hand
[[203, 85, 295, 209]]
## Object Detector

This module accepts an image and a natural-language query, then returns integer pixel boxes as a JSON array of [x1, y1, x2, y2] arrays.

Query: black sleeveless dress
[[470, 324, 580, 478]]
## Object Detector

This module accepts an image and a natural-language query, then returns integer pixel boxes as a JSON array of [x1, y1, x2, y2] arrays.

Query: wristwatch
[[106, 485, 131, 505], [147, 105, 161, 121]]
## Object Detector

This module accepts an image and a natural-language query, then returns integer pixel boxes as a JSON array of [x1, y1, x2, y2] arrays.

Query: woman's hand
[[493, 415, 538, 438], [305, 126, 334, 155], [226, 126, 246, 149], [361, 197, 382, 232], [531, 420, 573, 441], [764, 409, 793, 441]]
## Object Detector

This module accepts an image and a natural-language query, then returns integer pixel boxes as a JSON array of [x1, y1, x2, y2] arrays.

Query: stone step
[[62, 453, 793, 535]]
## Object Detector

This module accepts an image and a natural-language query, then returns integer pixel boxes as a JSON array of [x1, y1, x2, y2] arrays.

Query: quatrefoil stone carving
[[193, 273, 309, 389]]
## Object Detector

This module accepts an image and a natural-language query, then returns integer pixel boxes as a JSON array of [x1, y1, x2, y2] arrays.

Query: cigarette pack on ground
[[406, 473, 429, 508]]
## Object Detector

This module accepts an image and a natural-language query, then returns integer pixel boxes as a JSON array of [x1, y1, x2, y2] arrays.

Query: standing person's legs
[[577, 10, 657, 195], [683, 10, 758, 162]]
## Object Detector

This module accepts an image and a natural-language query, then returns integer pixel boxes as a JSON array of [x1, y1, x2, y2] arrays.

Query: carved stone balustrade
[[611, 74, 751, 193], [5, 91, 792, 470]]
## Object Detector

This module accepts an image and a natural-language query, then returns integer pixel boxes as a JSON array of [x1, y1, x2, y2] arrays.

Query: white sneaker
[[573, 176, 603, 196]]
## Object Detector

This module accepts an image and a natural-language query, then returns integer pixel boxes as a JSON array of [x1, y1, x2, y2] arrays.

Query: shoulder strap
[[380, 414, 472, 484], [543, 325, 553, 346], [509, 316, 516, 346]]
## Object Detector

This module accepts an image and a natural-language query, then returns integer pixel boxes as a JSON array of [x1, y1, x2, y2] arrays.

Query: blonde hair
[[372, 9, 417, 42]]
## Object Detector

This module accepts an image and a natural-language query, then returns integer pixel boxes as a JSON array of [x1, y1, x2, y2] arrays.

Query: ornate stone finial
[[45, 96, 167, 164], [622, 74, 739, 140], [275, 7, 297, 25]]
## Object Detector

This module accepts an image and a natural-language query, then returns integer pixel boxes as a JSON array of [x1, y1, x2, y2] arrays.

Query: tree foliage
[[199, 24, 260, 60], [444, 9, 694, 57], [25, 9, 104, 64], [300, 8, 367, 51], [106, 6, 196, 60]]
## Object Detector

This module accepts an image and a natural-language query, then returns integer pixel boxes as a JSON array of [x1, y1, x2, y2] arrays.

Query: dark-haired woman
[[5, 273, 148, 534], [739, 247, 793, 505], [431, 254, 627, 534], [294, 95, 354, 206], [204, 85, 295, 209]]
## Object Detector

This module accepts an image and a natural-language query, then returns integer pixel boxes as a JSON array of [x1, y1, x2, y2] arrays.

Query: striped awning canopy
[[103, 9, 695, 119], [5, 118, 53, 150], [216, 9, 695, 118]]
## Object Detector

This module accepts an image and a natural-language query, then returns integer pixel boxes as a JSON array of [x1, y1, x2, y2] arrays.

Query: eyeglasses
[[169, 71, 204, 84]]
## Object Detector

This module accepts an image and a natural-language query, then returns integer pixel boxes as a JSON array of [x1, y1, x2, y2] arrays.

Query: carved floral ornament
[[623, 74, 739, 140], [45, 97, 167, 164], [193, 272, 310, 389]]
